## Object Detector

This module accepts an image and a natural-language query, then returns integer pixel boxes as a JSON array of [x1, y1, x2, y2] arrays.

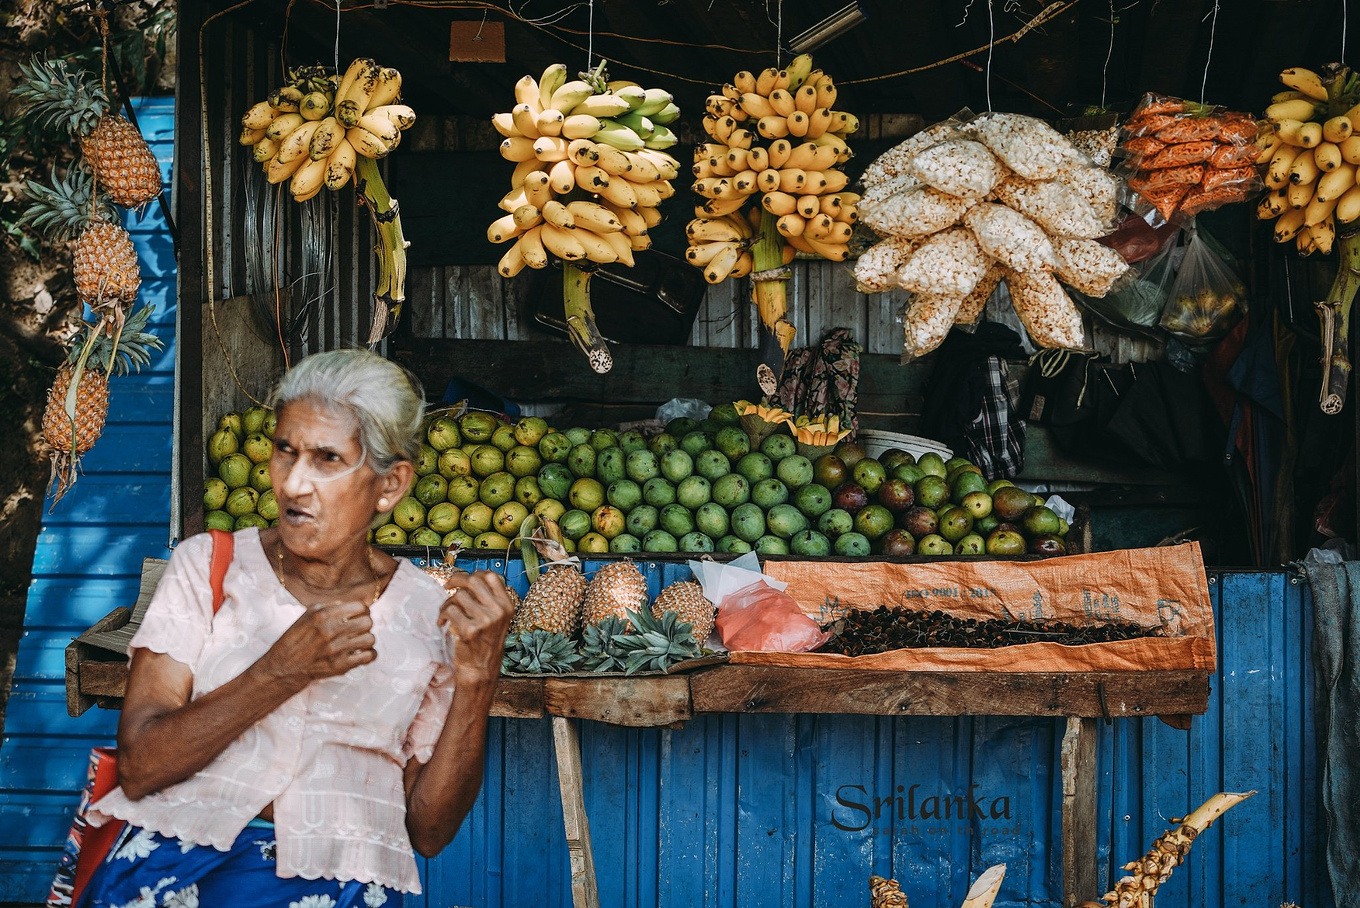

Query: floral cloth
[[776, 328, 862, 432], [78, 825, 401, 908], [89, 528, 455, 893]]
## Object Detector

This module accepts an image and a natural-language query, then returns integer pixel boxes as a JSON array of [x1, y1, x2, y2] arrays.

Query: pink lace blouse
[[90, 528, 455, 894]]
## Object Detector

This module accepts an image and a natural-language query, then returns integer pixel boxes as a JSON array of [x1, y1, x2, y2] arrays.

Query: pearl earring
[[379, 498, 389, 509]]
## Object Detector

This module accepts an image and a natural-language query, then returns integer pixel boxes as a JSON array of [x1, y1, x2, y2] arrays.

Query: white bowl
[[858, 429, 953, 462]]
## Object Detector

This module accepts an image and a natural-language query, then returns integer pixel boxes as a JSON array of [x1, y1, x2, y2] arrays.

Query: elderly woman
[[81, 350, 515, 907]]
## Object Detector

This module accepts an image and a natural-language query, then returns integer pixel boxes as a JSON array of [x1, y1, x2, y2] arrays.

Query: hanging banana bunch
[[685, 53, 860, 354], [487, 61, 682, 373], [1254, 64, 1360, 256], [239, 59, 416, 344]]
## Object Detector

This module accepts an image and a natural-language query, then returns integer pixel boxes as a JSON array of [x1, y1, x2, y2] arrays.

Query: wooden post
[[551, 716, 601, 908], [1060, 717, 1100, 906]]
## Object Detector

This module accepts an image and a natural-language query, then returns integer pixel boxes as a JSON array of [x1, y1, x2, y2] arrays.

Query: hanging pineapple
[[42, 304, 163, 503], [21, 165, 141, 320], [15, 56, 161, 210]]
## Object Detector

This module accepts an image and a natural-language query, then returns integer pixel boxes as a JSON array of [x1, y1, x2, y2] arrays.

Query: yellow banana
[[610, 205, 649, 237], [1315, 142, 1343, 172], [512, 103, 541, 139], [730, 251, 754, 278], [242, 101, 276, 130], [499, 136, 537, 162], [746, 146, 770, 171], [266, 113, 305, 141], [787, 111, 811, 138], [269, 85, 304, 113], [513, 75, 542, 112], [492, 111, 520, 138], [596, 177, 638, 210], [546, 159, 576, 195], [549, 80, 594, 114], [740, 93, 776, 119], [757, 116, 790, 140], [1274, 206, 1307, 241], [815, 79, 838, 109], [542, 200, 575, 229], [567, 201, 623, 233], [366, 66, 402, 112], [334, 58, 371, 109], [733, 71, 756, 94], [1286, 179, 1313, 209], [252, 138, 279, 163], [1290, 150, 1320, 185], [266, 152, 306, 185], [1266, 99, 1321, 123], [498, 237, 527, 277], [803, 236, 849, 261], [309, 117, 344, 161], [541, 223, 587, 261], [795, 194, 820, 218], [538, 63, 568, 106], [1256, 132, 1282, 164], [239, 125, 266, 146], [347, 126, 391, 159], [519, 225, 549, 268], [1306, 192, 1338, 226], [699, 196, 749, 217], [1317, 164, 1358, 201], [488, 213, 526, 244], [686, 218, 746, 242], [805, 108, 835, 140], [755, 67, 780, 96], [1279, 66, 1328, 101], [574, 227, 620, 264], [621, 152, 661, 183], [704, 244, 742, 284], [1324, 116, 1354, 144], [768, 89, 796, 118], [600, 229, 635, 267], [1266, 144, 1302, 187], [367, 104, 416, 131], [290, 157, 327, 198], [532, 136, 571, 162], [595, 144, 633, 177], [536, 108, 564, 137], [686, 239, 738, 267], [761, 191, 799, 216], [767, 139, 793, 169], [512, 204, 543, 230], [1313, 215, 1335, 254], [299, 91, 330, 121], [574, 164, 611, 191], [1342, 135, 1360, 165], [323, 139, 356, 190], [1338, 184, 1360, 222], [776, 213, 806, 237], [277, 120, 322, 164], [336, 61, 382, 126], [561, 114, 600, 140], [794, 84, 819, 115]]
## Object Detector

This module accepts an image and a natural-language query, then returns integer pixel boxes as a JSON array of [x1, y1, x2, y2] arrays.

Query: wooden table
[[68, 623, 1210, 908]]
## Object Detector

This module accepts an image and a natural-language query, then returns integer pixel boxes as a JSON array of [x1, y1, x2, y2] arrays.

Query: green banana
[[784, 53, 815, 91], [538, 63, 568, 105], [650, 102, 682, 125], [613, 85, 647, 110], [594, 120, 645, 151], [614, 111, 655, 139], [634, 87, 674, 117], [572, 94, 633, 118], [643, 124, 678, 150]]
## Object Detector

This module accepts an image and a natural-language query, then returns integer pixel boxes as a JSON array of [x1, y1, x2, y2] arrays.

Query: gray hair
[[271, 349, 426, 475]]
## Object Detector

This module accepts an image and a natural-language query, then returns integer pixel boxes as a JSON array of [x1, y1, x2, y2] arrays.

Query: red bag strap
[[207, 529, 234, 614]]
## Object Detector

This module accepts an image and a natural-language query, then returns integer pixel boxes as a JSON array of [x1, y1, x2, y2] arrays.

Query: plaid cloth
[[963, 357, 1026, 480]]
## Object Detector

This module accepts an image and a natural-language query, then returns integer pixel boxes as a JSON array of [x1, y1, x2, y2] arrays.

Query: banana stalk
[[751, 208, 797, 353], [1096, 791, 1255, 908], [562, 263, 612, 373], [355, 154, 409, 346], [1317, 230, 1360, 414]]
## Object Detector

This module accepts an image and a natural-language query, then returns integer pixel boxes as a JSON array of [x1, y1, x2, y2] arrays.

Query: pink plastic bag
[[716, 581, 830, 652]]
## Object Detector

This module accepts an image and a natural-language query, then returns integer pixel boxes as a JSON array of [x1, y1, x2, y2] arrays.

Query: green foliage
[[580, 616, 631, 673], [502, 630, 582, 674], [618, 609, 701, 675]]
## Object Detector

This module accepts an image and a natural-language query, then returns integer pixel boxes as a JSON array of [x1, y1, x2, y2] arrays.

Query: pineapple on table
[[510, 565, 588, 636], [652, 581, 715, 644], [21, 165, 140, 321], [43, 304, 162, 502], [15, 56, 161, 209], [581, 562, 649, 628]]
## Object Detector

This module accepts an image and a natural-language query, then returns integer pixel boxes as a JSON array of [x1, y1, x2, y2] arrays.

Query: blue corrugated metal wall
[[0, 97, 176, 902], [0, 98, 1330, 905]]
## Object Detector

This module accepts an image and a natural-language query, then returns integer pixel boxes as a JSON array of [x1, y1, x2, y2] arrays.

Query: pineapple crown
[[14, 56, 111, 140], [580, 616, 631, 673], [19, 164, 116, 241], [502, 630, 582, 675], [618, 609, 700, 675], [70, 304, 163, 376]]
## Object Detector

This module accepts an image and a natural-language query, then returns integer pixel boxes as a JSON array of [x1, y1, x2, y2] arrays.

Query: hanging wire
[[1100, 0, 1115, 109], [335, 0, 342, 73], [985, 0, 995, 111], [586, 0, 594, 70], [1200, 0, 1219, 104], [775, 0, 783, 67], [1343, 0, 1349, 62]]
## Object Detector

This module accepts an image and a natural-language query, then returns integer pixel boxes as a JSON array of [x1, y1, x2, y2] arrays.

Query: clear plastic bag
[[905, 137, 1005, 199], [1073, 225, 1180, 332], [715, 580, 830, 652], [963, 203, 1056, 274], [896, 226, 991, 296], [1159, 224, 1247, 342], [990, 175, 1106, 240], [860, 185, 975, 238], [969, 112, 1088, 181], [1052, 238, 1131, 298]]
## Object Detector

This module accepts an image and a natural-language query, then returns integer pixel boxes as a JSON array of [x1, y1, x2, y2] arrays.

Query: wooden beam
[[176, 0, 207, 540], [687, 666, 1211, 717], [65, 607, 130, 717], [1060, 717, 1100, 907], [551, 717, 602, 908], [543, 676, 692, 726]]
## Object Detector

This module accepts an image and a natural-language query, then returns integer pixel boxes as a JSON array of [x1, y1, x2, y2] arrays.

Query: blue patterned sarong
[[78, 823, 404, 908]]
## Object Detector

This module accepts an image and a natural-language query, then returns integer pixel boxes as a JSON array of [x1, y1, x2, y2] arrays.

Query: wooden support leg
[[552, 715, 601, 908], [1061, 716, 1099, 907]]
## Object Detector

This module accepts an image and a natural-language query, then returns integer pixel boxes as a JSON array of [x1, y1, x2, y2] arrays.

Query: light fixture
[[787, 2, 867, 53]]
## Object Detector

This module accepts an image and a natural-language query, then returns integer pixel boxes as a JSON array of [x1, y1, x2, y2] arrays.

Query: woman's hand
[[438, 571, 516, 687], [260, 600, 378, 684]]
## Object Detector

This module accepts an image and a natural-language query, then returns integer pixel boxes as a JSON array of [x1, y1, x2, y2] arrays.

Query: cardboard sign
[[750, 543, 1216, 673]]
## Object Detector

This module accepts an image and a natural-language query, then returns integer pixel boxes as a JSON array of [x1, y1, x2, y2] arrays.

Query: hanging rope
[[1199, 0, 1219, 104], [985, 0, 995, 111]]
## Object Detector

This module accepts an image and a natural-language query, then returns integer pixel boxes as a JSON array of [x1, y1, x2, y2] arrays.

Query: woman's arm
[[117, 598, 380, 799], [404, 571, 515, 857]]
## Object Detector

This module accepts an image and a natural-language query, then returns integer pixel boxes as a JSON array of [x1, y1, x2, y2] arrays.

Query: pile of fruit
[[1118, 93, 1260, 221], [202, 407, 280, 532], [16, 55, 164, 504], [488, 63, 681, 372], [853, 112, 1126, 358], [495, 563, 713, 675], [382, 407, 1073, 558], [685, 53, 860, 351], [1255, 64, 1360, 255], [238, 58, 413, 342]]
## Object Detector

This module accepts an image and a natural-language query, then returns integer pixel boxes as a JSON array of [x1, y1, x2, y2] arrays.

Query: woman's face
[[270, 399, 410, 558]]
